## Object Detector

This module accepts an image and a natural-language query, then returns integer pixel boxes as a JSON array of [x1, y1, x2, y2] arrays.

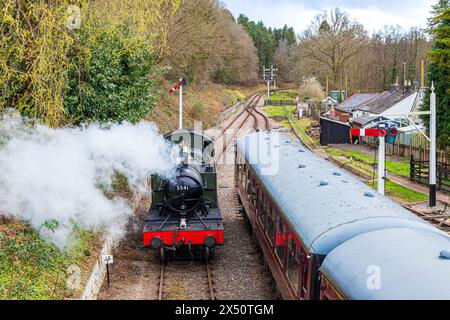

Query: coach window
[[266, 207, 276, 245], [246, 176, 255, 204], [275, 218, 287, 267], [250, 180, 257, 209], [258, 191, 266, 227], [240, 165, 247, 189], [287, 238, 300, 294], [257, 188, 263, 217], [261, 200, 270, 230], [245, 170, 251, 194]]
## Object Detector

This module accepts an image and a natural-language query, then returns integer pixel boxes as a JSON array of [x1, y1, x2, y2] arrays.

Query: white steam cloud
[[0, 111, 180, 248]]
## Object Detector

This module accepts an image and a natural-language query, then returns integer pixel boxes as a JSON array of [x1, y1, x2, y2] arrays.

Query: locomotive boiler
[[144, 129, 223, 262]]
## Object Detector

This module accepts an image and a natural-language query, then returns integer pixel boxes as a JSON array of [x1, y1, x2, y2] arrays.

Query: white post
[[179, 79, 183, 130], [378, 136, 385, 195], [267, 80, 270, 100], [430, 82, 437, 207]]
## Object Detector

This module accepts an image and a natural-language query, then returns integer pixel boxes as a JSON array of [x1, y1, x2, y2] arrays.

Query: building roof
[[236, 131, 439, 255], [322, 97, 338, 104], [336, 93, 381, 114], [382, 92, 418, 118], [357, 90, 416, 115], [320, 228, 450, 300]]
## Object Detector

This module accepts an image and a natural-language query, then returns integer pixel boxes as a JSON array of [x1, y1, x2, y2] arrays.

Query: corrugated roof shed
[[357, 91, 415, 115], [336, 93, 381, 113], [382, 92, 418, 118]]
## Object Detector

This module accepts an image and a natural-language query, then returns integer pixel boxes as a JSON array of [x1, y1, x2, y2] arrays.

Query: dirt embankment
[[147, 83, 264, 133]]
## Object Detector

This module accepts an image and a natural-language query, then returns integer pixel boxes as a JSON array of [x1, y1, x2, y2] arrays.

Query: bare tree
[[299, 8, 368, 90], [274, 40, 294, 82], [162, 0, 258, 85]]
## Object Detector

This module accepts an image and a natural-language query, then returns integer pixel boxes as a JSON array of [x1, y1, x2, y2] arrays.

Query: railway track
[[215, 93, 269, 163], [156, 91, 270, 301], [283, 106, 317, 151], [404, 202, 450, 232], [157, 258, 216, 300]]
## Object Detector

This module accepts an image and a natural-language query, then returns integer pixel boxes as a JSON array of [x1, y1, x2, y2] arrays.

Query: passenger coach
[[235, 131, 450, 300]]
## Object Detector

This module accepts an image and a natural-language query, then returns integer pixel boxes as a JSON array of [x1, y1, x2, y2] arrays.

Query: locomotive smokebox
[[164, 164, 204, 214]]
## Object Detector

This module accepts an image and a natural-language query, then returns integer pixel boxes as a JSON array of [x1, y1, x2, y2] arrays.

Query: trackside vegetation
[[0, 219, 100, 299]]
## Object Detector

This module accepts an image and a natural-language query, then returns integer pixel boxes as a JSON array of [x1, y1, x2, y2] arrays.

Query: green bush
[[65, 25, 161, 124]]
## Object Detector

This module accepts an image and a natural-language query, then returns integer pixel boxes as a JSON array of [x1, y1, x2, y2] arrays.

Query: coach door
[[299, 248, 310, 300], [287, 237, 300, 297]]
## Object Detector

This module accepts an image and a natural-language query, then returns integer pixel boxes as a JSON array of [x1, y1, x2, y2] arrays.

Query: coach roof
[[320, 228, 450, 300], [236, 131, 441, 255]]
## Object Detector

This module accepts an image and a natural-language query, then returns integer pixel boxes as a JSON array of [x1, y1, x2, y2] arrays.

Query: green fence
[[264, 100, 296, 106]]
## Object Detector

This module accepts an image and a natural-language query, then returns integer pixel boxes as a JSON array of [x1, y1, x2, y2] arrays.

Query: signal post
[[351, 126, 398, 195]]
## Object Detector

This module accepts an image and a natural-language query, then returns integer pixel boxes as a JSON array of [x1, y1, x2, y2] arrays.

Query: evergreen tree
[[237, 15, 296, 69], [422, 0, 450, 147]]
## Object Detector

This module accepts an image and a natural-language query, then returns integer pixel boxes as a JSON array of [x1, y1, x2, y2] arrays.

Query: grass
[[264, 106, 295, 118], [223, 89, 246, 106], [369, 180, 428, 204], [289, 117, 321, 149], [325, 147, 427, 204], [267, 90, 297, 102], [0, 218, 101, 300], [281, 119, 291, 130], [325, 148, 425, 203], [296, 117, 313, 131]]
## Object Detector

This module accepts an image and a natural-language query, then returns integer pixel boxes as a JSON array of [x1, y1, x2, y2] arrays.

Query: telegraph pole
[[403, 62, 407, 88], [430, 82, 437, 207], [263, 66, 269, 99], [271, 65, 278, 92], [263, 66, 276, 100]]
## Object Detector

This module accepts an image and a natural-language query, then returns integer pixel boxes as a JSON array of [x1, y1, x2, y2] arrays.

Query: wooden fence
[[410, 155, 450, 192]]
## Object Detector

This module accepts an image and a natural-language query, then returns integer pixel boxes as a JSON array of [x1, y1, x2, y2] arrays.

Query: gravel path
[[213, 163, 274, 299], [207, 95, 274, 299], [97, 194, 160, 300]]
